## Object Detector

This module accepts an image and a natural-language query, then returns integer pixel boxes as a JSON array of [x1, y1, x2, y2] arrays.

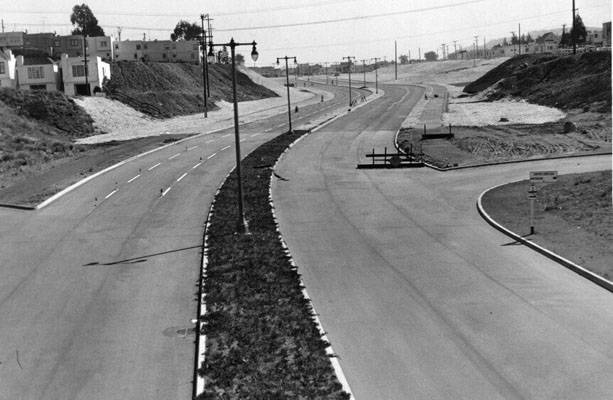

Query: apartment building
[[114, 39, 201, 64], [59, 53, 111, 96], [0, 49, 17, 88], [15, 55, 60, 91]]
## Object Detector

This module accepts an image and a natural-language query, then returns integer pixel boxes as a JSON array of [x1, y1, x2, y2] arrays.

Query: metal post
[[572, 0, 577, 55], [200, 14, 208, 118], [394, 40, 398, 80], [362, 59, 366, 87], [518, 23, 521, 56], [343, 56, 354, 107], [529, 183, 535, 235], [230, 39, 247, 233], [277, 56, 296, 133]]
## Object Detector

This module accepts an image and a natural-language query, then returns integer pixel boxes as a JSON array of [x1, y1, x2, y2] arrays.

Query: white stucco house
[[59, 53, 111, 96], [0, 48, 17, 88], [114, 39, 201, 64], [15, 55, 60, 91]]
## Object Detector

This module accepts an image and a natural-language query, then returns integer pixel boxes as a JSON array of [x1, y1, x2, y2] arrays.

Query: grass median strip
[[199, 130, 350, 399]]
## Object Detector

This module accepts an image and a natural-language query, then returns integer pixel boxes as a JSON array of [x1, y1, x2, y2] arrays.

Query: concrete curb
[[477, 183, 613, 293]]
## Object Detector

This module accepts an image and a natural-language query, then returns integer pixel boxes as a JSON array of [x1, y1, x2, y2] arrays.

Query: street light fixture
[[277, 56, 297, 133], [207, 38, 258, 234]]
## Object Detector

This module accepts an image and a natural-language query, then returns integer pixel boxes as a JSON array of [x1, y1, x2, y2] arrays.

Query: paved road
[[272, 83, 613, 399], [0, 82, 364, 400]]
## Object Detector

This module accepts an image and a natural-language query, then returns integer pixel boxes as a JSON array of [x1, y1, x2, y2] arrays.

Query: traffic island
[[198, 129, 350, 399], [479, 170, 613, 290]]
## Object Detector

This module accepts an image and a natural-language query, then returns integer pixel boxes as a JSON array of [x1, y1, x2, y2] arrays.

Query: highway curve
[[272, 83, 613, 399], [0, 82, 362, 400]]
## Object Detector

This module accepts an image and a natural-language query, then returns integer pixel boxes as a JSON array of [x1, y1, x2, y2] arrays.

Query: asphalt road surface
[[0, 82, 363, 400], [272, 83, 613, 400]]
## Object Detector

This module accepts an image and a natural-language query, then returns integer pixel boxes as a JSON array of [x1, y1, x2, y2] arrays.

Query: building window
[[27, 66, 45, 79], [115, 44, 119, 49], [0, 62, 5, 74], [173, 53, 177, 58], [191, 53, 195, 59], [136, 44, 141, 50], [100, 41, 108, 47], [134, 53, 137, 59], [144, 44, 148, 49], [162, 53, 167, 58], [72, 64, 85, 77], [70, 39, 80, 47], [193, 44, 198, 50]]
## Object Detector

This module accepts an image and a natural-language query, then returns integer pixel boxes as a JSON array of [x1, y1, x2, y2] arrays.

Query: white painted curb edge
[[477, 183, 613, 293]]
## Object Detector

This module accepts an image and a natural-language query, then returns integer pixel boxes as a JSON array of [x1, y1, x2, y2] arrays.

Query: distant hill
[[464, 52, 611, 112], [105, 61, 278, 118]]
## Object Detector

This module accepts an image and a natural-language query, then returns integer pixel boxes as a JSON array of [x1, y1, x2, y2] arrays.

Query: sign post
[[528, 171, 558, 235]]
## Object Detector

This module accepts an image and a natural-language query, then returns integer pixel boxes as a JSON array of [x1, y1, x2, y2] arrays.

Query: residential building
[[23, 33, 56, 54], [586, 29, 604, 46], [114, 39, 201, 64], [603, 22, 611, 47], [0, 31, 25, 48], [54, 35, 113, 61], [0, 49, 17, 88], [15, 55, 60, 91], [59, 54, 110, 96]]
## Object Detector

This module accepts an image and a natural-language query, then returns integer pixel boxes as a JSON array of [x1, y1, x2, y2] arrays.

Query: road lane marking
[[177, 173, 188, 182], [161, 187, 171, 197], [222, 133, 231, 138], [264, 128, 273, 132], [207, 153, 217, 159], [169, 153, 181, 160], [252, 133, 262, 137], [148, 163, 161, 171], [104, 190, 118, 199], [240, 138, 246, 142], [127, 174, 141, 183], [192, 162, 202, 169], [187, 145, 199, 151], [220, 145, 231, 151], [205, 139, 215, 144]]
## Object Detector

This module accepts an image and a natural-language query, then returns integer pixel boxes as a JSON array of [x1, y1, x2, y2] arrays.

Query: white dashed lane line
[[177, 173, 188, 182], [161, 187, 172, 197], [207, 153, 217, 160], [220, 145, 231, 151], [192, 162, 202, 170], [205, 139, 215, 144], [187, 145, 199, 151], [222, 134, 231, 138], [148, 163, 161, 171], [127, 174, 141, 183], [104, 190, 118, 200], [168, 153, 181, 160], [252, 133, 262, 137]]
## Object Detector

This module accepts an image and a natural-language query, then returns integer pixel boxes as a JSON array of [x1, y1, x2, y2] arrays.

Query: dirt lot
[[481, 170, 612, 280], [398, 111, 612, 168]]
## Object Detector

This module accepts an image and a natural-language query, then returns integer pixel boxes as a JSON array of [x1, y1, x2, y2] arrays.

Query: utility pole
[[324, 61, 329, 85], [483, 37, 486, 58], [474, 35, 479, 59], [360, 59, 367, 87], [511, 31, 516, 55], [1, 19, 4, 33], [205, 14, 213, 96], [200, 14, 208, 118], [453, 40, 457, 59], [441, 44, 446, 60], [343, 56, 355, 107], [276, 56, 297, 133], [116, 27, 122, 41], [371, 57, 380, 94], [82, 34, 90, 95], [418, 47, 421, 61], [570, 0, 577, 54], [394, 40, 397, 80], [518, 23, 522, 55]]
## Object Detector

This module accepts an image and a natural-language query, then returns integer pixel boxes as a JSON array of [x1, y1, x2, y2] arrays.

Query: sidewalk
[[400, 83, 448, 132], [76, 70, 334, 145]]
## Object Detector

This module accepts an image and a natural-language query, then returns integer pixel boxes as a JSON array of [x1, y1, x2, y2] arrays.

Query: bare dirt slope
[[464, 52, 611, 112], [105, 61, 278, 118]]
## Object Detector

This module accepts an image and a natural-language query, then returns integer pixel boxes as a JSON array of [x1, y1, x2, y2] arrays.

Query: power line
[[1, 0, 362, 19], [216, 0, 487, 32]]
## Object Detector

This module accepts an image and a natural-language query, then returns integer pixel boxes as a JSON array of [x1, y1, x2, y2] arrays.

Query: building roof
[[22, 57, 55, 66]]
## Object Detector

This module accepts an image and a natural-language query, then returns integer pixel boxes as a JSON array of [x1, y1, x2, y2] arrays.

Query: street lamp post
[[200, 14, 209, 118], [207, 38, 259, 234], [371, 57, 380, 94], [342, 56, 355, 107], [277, 56, 297, 133], [361, 59, 367, 87]]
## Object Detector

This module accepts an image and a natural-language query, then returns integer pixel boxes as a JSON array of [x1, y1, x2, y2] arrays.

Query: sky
[[1, 0, 611, 66]]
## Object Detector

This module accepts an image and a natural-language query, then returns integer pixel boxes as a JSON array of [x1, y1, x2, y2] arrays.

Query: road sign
[[530, 171, 558, 183]]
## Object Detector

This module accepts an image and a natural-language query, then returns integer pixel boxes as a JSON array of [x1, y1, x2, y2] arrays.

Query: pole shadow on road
[[82, 245, 201, 266]]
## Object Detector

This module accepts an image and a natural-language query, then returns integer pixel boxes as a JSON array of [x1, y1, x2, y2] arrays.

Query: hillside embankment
[[105, 61, 278, 118], [464, 52, 611, 112]]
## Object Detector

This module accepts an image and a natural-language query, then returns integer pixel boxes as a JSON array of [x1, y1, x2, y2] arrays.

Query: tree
[[70, 4, 105, 36], [399, 54, 409, 64], [424, 51, 438, 61], [571, 14, 587, 45], [171, 20, 203, 41]]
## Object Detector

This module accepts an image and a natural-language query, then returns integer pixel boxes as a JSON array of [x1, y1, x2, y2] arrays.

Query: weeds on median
[[199, 131, 350, 399]]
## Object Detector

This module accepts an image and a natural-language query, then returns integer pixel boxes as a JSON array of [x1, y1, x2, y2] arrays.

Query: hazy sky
[[2, 0, 611, 65]]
